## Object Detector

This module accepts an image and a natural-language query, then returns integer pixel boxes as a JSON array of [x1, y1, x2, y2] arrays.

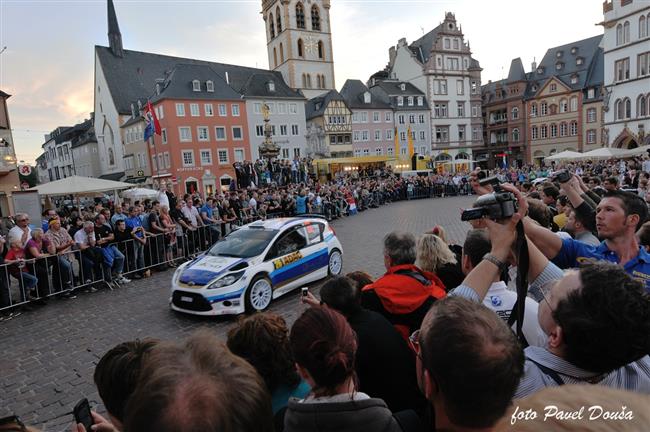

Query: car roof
[[244, 217, 328, 231]]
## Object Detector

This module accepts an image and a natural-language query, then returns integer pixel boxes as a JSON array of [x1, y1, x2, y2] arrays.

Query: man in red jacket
[[362, 231, 446, 340]]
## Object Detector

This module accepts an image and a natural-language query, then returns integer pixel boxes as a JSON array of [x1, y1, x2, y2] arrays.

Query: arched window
[[559, 98, 568, 113], [311, 5, 321, 31], [616, 24, 622, 45], [550, 123, 557, 138], [297, 39, 304, 57], [280, 43, 284, 63], [273, 47, 278, 68], [625, 98, 631, 118], [570, 121, 578, 136], [511, 107, 519, 119], [640, 15, 647, 38], [570, 96, 578, 112], [302, 74, 307, 88], [306, 74, 312, 88], [531, 126, 538, 140], [318, 40, 324, 59], [540, 125, 548, 139], [321, 75, 326, 88], [108, 148, 115, 166], [623, 21, 630, 43], [530, 103, 538, 117], [639, 95, 647, 117], [269, 13, 275, 38], [540, 101, 548, 116], [296, 2, 305, 29], [512, 128, 520, 142], [560, 122, 567, 137], [276, 6, 282, 33], [615, 99, 623, 120]]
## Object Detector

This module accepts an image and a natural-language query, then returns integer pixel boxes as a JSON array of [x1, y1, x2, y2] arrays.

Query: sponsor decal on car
[[273, 251, 303, 270]]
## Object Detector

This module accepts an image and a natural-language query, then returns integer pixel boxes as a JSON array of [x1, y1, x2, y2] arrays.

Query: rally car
[[170, 217, 343, 316]]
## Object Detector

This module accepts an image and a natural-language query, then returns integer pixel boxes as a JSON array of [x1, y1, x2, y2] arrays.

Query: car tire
[[328, 249, 343, 276], [245, 274, 273, 313]]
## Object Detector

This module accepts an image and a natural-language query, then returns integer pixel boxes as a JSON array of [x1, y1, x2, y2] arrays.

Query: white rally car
[[170, 217, 343, 316]]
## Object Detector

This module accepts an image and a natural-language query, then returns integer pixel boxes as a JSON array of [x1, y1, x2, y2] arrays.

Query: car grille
[[172, 291, 212, 312]]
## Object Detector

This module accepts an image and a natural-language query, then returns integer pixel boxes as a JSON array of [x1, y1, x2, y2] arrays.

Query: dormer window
[[556, 51, 563, 58], [400, 83, 406, 91], [550, 83, 557, 92], [571, 47, 578, 55], [417, 96, 423, 106], [397, 96, 404, 106], [556, 62, 563, 70], [206, 80, 214, 92], [407, 96, 414, 106], [532, 85, 538, 92], [537, 67, 544, 74], [576, 57, 584, 65], [268, 81, 276, 92], [571, 74, 578, 84], [192, 80, 201, 92], [363, 92, 371, 103]]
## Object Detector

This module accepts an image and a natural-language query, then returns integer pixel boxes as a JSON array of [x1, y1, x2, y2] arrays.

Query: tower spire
[[107, 0, 123, 58]]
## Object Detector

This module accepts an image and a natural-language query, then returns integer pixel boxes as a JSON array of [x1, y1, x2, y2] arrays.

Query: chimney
[[225, 71, 230, 84], [389, 46, 397, 65]]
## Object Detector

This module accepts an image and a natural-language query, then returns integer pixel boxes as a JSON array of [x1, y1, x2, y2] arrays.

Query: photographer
[[452, 184, 650, 397]]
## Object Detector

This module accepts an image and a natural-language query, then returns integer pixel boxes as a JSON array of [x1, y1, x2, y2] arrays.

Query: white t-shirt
[[181, 205, 200, 226], [157, 191, 170, 210], [74, 229, 95, 247], [482, 281, 548, 348], [8, 226, 31, 248]]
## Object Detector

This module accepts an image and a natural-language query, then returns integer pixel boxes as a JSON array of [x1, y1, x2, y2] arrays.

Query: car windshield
[[207, 228, 278, 258]]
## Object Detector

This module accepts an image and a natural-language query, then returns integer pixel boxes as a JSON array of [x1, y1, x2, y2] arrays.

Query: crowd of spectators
[[4, 155, 650, 431]]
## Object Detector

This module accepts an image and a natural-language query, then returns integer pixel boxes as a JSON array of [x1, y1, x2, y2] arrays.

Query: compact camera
[[551, 170, 571, 184], [461, 174, 518, 221]]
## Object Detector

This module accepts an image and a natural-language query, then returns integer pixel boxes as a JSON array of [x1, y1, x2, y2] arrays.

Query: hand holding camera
[[461, 173, 519, 222]]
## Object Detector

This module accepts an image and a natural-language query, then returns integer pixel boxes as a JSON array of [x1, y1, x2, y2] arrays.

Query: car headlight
[[172, 262, 188, 285], [207, 271, 245, 290]]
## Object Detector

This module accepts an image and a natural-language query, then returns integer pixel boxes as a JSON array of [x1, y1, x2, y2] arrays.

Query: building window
[[434, 79, 448, 95], [407, 96, 414, 106], [215, 127, 226, 140], [399, 131, 406, 141], [362, 148, 370, 156], [434, 103, 448, 118], [570, 96, 578, 112], [435, 127, 448, 142], [559, 99, 568, 113], [362, 130, 369, 141], [570, 75, 578, 85], [234, 149, 245, 162], [297, 39, 304, 57], [540, 125, 548, 139], [638, 52, 650, 77], [512, 128, 520, 142], [291, 124, 299, 135], [398, 114, 405, 124], [296, 2, 305, 28], [530, 103, 537, 117], [232, 126, 243, 140], [269, 13, 275, 38], [311, 4, 320, 30], [192, 80, 200, 92], [375, 147, 383, 155], [353, 131, 360, 142], [190, 103, 199, 117], [197, 126, 209, 141], [182, 150, 194, 166], [161, 128, 167, 144], [386, 129, 393, 140], [409, 114, 415, 124], [206, 80, 214, 92], [216, 104, 226, 116], [625, 98, 632, 118], [397, 96, 404, 106], [256, 125, 264, 137], [587, 108, 597, 122], [217, 149, 229, 164], [639, 95, 647, 117], [550, 83, 557, 92], [273, 47, 278, 67], [289, 103, 298, 114], [615, 58, 630, 82], [550, 123, 557, 138], [360, 112, 368, 123], [587, 129, 596, 144], [385, 112, 392, 122], [560, 122, 567, 137], [570, 121, 578, 136], [457, 125, 465, 142], [623, 21, 630, 44], [232, 104, 240, 116], [418, 114, 425, 124], [531, 126, 538, 140], [278, 125, 287, 136], [509, 107, 518, 119], [374, 130, 381, 141], [373, 111, 380, 122], [176, 103, 185, 117], [179, 127, 192, 142], [419, 130, 425, 140], [540, 102, 548, 116], [444, 38, 450, 49], [318, 41, 324, 59], [457, 102, 465, 117], [276, 6, 282, 32], [200, 150, 212, 165], [205, 104, 213, 116]]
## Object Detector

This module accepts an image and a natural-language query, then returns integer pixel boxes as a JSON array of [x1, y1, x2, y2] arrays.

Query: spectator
[[315, 276, 426, 414], [285, 307, 404, 432], [553, 195, 570, 230], [416, 233, 464, 292], [603, 176, 619, 191], [43, 217, 75, 294], [94, 214, 129, 287], [74, 221, 102, 287], [416, 296, 524, 431], [114, 219, 136, 275], [41, 208, 57, 232], [5, 238, 38, 303], [147, 201, 167, 269], [540, 184, 560, 217], [110, 204, 127, 227], [227, 313, 310, 421], [8, 213, 31, 249], [563, 209, 600, 246], [123, 330, 273, 432], [24, 228, 54, 303], [295, 190, 310, 215], [159, 205, 177, 266], [125, 207, 146, 279], [461, 229, 546, 347], [361, 231, 446, 340], [68, 216, 84, 239]]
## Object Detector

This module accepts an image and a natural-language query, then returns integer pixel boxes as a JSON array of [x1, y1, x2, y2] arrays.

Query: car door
[[266, 225, 309, 294], [300, 222, 329, 282]]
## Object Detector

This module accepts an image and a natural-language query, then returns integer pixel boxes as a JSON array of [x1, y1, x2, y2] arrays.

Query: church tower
[[107, 0, 123, 57], [262, 0, 335, 99]]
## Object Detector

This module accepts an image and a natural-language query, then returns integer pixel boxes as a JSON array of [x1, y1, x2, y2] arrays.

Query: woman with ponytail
[[284, 306, 406, 432]]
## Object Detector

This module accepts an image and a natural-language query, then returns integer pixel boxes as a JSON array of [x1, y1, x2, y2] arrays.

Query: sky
[[1, 0, 605, 165]]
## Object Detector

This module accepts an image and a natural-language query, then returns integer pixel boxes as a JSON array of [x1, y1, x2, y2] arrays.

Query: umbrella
[[28, 176, 134, 195], [575, 147, 630, 160], [121, 187, 159, 200], [544, 150, 583, 161], [621, 145, 650, 157]]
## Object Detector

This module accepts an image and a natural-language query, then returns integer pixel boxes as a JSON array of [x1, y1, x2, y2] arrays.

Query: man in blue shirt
[[295, 190, 310, 215], [525, 189, 650, 292], [125, 206, 147, 278]]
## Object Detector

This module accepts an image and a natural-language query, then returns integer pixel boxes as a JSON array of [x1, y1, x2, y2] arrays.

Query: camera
[[461, 175, 517, 221], [551, 169, 571, 184]]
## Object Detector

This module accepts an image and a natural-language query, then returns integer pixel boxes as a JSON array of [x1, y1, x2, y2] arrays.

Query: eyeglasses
[[538, 280, 557, 312], [409, 329, 421, 358]]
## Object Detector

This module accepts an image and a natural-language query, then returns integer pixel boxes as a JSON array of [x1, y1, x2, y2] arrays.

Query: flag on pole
[[143, 101, 161, 141]]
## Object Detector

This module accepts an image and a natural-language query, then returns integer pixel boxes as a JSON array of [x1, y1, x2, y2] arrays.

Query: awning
[[312, 155, 397, 165], [28, 175, 134, 195], [98, 172, 126, 181]]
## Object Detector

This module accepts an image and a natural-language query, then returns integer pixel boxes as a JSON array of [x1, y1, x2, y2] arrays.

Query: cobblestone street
[[0, 195, 475, 431]]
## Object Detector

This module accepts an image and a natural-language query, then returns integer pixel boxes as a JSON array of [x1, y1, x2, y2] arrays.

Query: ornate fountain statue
[[258, 103, 280, 160]]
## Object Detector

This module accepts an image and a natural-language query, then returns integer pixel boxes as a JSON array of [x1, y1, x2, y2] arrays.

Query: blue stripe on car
[[206, 289, 245, 303], [179, 258, 244, 285], [270, 248, 329, 286]]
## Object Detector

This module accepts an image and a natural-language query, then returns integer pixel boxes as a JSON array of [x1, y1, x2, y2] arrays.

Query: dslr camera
[[461, 173, 518, 221], [551, 169, 571, 184]]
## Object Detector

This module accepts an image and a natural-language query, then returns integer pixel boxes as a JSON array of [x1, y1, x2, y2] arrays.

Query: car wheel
[[245, 275, 273, 312], [328, 249, 343, 276]]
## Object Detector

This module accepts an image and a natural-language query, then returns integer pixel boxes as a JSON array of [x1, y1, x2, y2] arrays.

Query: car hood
[[179, 255, 245, 286]]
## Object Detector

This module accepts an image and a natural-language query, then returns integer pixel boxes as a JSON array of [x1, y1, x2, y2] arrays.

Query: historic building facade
[[602, 0, 650, 148], [0, 90, 19, 216], [261, 0, 336, 99], [306, 90, 352, 158], [384, 12, 482, 163]]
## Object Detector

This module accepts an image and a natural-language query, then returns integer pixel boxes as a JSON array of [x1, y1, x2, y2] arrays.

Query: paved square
[[0, 195, 475, 431]]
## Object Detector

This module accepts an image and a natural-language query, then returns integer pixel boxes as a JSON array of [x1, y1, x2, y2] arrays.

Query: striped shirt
[[451, 262, 650, 398]]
